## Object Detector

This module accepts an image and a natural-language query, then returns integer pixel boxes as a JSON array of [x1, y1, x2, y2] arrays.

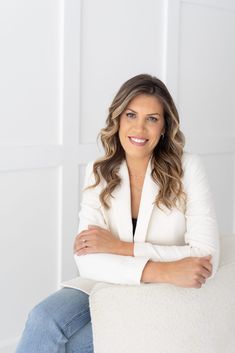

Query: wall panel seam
[[181, 0, 235, 12]]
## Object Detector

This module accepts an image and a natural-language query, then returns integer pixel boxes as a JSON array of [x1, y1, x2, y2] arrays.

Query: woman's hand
[[164, 255, 213, 288], [73, 225, 123, 256]]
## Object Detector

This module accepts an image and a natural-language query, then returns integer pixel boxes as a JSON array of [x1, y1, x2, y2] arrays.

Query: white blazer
[[61, 152, 220, 295]]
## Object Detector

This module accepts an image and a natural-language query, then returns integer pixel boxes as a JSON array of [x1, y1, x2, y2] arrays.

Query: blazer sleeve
[[133, 154, 220, 279], [74, 161, 150, 284]]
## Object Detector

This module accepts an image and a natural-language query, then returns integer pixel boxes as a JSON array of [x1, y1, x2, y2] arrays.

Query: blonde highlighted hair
[[87, 74, 187, 212]]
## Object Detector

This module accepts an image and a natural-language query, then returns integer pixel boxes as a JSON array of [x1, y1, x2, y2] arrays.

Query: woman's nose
[[134, 117, 146, 130]]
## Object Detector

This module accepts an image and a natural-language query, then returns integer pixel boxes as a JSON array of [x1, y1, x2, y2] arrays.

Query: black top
[[132, 217, 137, 237]]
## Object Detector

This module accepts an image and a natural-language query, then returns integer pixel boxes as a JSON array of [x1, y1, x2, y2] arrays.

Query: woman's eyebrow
[[126, 108, 161, 116]]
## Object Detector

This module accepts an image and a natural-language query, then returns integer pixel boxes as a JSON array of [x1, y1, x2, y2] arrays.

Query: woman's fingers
[[166, 255, 214, 288], [201, 257, 213, 274], [200, 267, 212, 279], [73, 233, 88, 253], [74, 229, 102, 254], [197, 275, 206, 285], [196, 256, 213, 281]]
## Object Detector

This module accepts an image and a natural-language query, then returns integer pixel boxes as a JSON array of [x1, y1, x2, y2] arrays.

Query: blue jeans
[[15, 287, 94, 353]]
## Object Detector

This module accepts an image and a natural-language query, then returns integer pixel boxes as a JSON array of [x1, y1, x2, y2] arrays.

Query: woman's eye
[[147, 116, 158, 122], [126, 112, 135, 119]]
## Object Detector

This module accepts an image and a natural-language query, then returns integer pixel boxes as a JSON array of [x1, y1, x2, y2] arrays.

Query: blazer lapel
[[134, 158, 159, 242], [112, 157, 159, 243], [112, 160, 133, 242]]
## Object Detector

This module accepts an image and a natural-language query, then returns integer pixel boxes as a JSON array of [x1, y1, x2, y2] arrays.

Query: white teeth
[[130, 137, 147, 143]]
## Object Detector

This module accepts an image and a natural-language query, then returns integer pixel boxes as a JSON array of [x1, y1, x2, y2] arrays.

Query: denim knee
[[15, 301, 68, 353], [26, 302, 58, 333]]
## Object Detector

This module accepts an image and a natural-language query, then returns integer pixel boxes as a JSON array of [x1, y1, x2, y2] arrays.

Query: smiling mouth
[[128, 136, 149, 146]]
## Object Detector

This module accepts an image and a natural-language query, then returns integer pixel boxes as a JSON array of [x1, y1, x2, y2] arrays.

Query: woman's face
[[118, 94, 165, 162]]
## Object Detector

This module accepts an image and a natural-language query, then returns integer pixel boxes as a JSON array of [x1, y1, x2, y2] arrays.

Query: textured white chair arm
[[89, 235, 235, 353]]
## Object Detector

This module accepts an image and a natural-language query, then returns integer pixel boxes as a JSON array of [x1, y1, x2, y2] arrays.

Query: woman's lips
[[128, 136, 148, 146]]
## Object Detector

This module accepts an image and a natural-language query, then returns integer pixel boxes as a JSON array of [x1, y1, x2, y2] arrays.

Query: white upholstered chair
[[89, 235, 235, 353]]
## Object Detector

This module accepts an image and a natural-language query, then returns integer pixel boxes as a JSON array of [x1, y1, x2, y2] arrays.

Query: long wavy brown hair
[[87, 74, 187, 212]]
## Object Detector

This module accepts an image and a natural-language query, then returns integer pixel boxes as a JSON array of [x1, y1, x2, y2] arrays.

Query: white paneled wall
[[0, 168, 59, 341], [166, 0, 235, 234], [79, 0, 165, 143], [0, 0, 234, 352], [0, 1, 61, 146], [0, 0, 63, 351]]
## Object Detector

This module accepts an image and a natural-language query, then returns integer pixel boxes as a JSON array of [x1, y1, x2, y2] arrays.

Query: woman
[[15, 74, 220, 353]]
